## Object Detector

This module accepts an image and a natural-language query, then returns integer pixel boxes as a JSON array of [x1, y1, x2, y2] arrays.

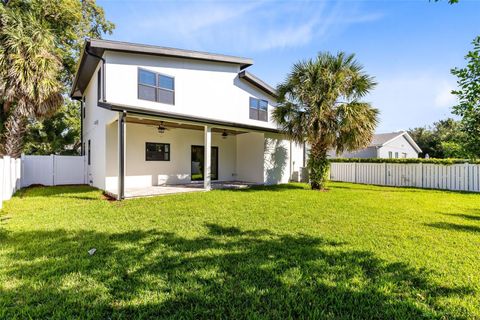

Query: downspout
[[289, 140, 292, 181], [80, 99, 83, 155], [302, 142, 306, 167], [85, 47, 106, 102], [118, 111, 126, 200]]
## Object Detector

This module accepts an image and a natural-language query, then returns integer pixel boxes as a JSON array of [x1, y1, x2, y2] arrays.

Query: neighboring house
[[329, 131, 422, 159], [71, 39, 305, 199]]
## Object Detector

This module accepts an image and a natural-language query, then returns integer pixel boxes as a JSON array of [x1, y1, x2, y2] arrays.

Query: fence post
[[467, 163, 471, 192], [354, 162, 357, 183], [20, 154, 25, 188], [51, 154, 55, 186], [420, 163, 424, 188], [384, 162, 387, 186]]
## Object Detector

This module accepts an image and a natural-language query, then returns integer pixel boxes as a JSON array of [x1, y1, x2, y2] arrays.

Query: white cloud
[[115, 1, 383, 53]]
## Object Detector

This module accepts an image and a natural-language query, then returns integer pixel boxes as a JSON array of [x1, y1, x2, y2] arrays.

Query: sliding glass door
[[191, 146, 218, 181]]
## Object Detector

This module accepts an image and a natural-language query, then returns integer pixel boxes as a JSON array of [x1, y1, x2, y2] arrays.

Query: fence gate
[[21, 155, 86, 187]]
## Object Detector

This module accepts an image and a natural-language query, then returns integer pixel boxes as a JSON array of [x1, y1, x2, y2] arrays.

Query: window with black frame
[[138, 69, 175, 105], [249, 97, 268, 121], [146, 142, 170, 161]]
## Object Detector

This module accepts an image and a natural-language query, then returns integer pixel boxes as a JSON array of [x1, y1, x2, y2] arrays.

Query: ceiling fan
[[157, 121, 169, 134]]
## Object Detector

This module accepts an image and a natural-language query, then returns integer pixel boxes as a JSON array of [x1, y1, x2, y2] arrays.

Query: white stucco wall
[[377, 135, 419, 158], [104, 51, 277, 130], [82, 62, 117, 190], [105, 123, 238, 191], [263, 133, 292, 184], [236, 132, 265, 183]]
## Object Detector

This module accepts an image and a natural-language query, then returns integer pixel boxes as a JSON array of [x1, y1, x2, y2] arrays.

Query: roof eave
[[70, 39, 255, 98], [238, 70, 278, 98], [98, 101, 281, 134], [90, 38, 253, 68], [70, 41, 89, 99]]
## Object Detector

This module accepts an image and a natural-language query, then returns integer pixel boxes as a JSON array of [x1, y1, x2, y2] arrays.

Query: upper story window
[[138, 69, 175, 105], [249, 97, 268, 121]]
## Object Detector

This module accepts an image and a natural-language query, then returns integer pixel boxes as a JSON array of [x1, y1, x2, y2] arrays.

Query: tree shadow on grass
[[440, 211, 480, 222], [0, 224, 473, 319], [224, 183, 309, 193], [425, 222, 480, 234]]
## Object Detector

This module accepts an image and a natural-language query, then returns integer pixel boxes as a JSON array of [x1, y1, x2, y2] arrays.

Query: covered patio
[[101, 102, 286, 200], [106, 181, 259, 199]]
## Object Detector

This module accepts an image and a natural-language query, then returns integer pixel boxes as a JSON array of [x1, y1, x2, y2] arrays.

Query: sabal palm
[[0, 6, 63, 157], [273, 52, 379, 189]]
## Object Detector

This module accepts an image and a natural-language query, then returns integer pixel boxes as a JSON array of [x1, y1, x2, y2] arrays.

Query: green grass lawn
[[1, 182, 479, 319]]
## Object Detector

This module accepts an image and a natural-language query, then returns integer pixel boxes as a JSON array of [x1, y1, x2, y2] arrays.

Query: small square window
[[138, 69, 175, 105], [249, 97, 268, 122]]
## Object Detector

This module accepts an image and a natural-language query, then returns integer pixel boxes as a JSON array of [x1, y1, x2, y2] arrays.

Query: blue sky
[[99, 0, 480, 132]]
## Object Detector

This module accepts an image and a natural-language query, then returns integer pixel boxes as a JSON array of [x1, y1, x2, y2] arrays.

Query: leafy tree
[[23, 101, 81, 155], [432, 0, 459, 3], [451, 36, 480, 158], [408, 118, 467, 158], [0, 0, 113, 157], [273, 52, 379, 190]]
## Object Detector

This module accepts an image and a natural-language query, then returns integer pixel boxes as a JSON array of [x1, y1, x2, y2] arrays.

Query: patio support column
[[118, 111, 126, 200], [204, 125, 212, 190]]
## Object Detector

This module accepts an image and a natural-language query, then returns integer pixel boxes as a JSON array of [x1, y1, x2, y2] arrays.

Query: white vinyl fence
[[21, 155, 86, 187], [0, 155, 86, 210], [330, 162, 480, 192], [0, 157, 22, 209]]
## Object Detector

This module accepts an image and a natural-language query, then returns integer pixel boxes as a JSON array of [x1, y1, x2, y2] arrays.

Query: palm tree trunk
[[307, 141, 330, 190], [1, 106, 27, 158]]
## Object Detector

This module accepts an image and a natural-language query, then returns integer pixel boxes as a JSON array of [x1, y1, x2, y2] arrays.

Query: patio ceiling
[[126, 116, 246, 135]]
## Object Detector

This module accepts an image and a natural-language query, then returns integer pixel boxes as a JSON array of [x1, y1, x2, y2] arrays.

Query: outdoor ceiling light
[[222, 130, 228, 139]]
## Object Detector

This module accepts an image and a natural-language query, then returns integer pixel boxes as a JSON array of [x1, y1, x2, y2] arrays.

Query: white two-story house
[[71, 39, 305, 199]]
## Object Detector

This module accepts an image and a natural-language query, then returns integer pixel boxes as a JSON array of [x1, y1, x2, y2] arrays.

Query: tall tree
[[23, 101, 81, 155], [0, 0, 114, 157], [0, 7, 63, 157], [408, 118, 466, 158], [451, 36, 480, 159], [273, 52, 379, 190]]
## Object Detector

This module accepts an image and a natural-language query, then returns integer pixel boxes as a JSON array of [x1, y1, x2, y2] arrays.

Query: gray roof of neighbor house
[[371, 131, 422, 153], [70, 38, 254, 98]]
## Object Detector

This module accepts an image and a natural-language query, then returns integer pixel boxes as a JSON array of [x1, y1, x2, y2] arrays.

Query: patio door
[[191, 146, 218, 181]]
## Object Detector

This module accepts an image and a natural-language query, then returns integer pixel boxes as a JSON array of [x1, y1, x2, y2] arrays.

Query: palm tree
[[273, 52, 379, 190], [0, 6, 63, 157]]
